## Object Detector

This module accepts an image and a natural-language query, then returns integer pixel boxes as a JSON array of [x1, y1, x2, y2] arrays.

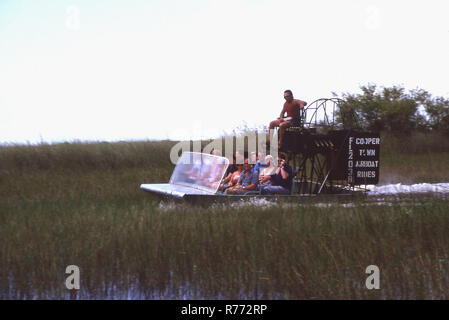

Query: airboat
[[140, 98, 380, 203]]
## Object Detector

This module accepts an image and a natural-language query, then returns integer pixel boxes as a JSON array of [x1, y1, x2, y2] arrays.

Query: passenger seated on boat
[[251, 151, 265, 175], [223, 154, 237, 179], [225, 157, 259, 195], [258, 155, 276, 187], [220, 150, 243, 188], [260, 154, 293, 195], [219, 163, 243, 192], [258, 151, 267, 170], [250, 151, 260, 174]]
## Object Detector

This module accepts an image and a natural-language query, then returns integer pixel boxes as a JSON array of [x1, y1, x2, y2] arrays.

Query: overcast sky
[[1, 0, 449, 144]]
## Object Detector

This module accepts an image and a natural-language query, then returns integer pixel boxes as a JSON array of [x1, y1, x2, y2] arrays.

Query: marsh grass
[[0, 140, 177, 172], [380, 131, 449, 155], [380, 152, 449, 184], [1, 136, 449, 299], [2, 196, 449, 299]]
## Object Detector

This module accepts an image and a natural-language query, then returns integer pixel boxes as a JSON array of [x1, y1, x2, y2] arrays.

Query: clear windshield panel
[[169, 152, 230, 193]]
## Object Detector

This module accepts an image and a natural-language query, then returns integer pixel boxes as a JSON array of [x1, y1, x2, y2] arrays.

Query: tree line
[[335, 84, 449, 135]]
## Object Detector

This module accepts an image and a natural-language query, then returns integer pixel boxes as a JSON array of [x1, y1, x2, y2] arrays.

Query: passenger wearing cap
[[260, 154, 293, 195]]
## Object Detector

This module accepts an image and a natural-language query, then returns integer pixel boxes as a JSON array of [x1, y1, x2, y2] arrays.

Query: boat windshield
[[169, 152, 229, 193]]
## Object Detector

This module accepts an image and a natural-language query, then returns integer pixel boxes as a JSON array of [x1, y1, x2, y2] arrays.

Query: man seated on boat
[[219, 163, 243, 192], [267, 90, 307, 149], [260, 154, 293, 195], [221, 150, 243, 187], [225, 157, 259, 195]]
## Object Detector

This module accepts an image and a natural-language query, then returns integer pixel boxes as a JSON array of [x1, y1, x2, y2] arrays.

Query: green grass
[[0, 140, 177, 172], [1, 136, 449, 299], [380, 152, 449, 184], [2, 194, 449, 299]]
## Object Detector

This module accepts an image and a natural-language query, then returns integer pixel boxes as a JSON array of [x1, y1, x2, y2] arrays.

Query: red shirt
[[282, 99, 304, 119]]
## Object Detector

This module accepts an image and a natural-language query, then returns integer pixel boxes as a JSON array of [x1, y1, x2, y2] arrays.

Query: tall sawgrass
[[1, 131, 448, 172], [380, 131, 449, 154], [1, 135, 449, 299], [380, 152, 449, 184], [377, 131, 449, 183], [1, 196, 449, 299], [0, 140, 176, 172]]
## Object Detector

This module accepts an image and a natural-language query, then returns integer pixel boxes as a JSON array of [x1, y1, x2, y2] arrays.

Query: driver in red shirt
[[268, 90, 306, 149]]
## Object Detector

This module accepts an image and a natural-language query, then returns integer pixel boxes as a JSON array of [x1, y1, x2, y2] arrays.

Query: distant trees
[[336, 84, 449, 135]]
